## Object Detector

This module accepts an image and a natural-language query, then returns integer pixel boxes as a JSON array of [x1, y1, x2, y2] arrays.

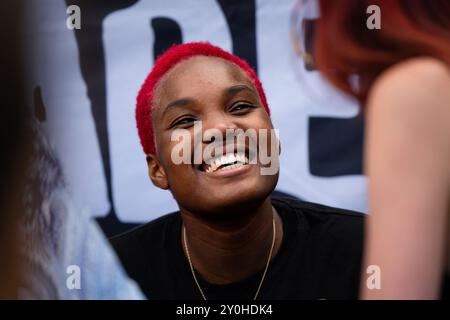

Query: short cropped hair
[[135, 42, 270, 155]]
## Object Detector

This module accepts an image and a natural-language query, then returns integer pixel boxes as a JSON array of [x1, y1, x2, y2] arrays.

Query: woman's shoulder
[[372, 57, 450, 90], [366, 57, 450, 125], [367, 57, 450, 116], [272, 196, 364, 232], [110, 212, 181, 252]]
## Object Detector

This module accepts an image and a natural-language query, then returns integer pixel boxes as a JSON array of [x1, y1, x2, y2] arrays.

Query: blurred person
[[0, 1, 144, 300], [312, 0, 450, 299], [18, 119, 145, 299], [0, 0, 28, 300], [111, 42, 364, 300]]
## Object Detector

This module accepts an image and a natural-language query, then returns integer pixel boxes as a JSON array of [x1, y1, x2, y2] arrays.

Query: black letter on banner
[[217, 0, 258, 73], [68, 0, 139, 236], [151, 18, 182, 60], [301, 19, 364, 176]]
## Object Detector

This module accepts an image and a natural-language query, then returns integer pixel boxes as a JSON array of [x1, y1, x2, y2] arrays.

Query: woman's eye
[[230, 103, 254, 113], [172, 117, 196, 127]]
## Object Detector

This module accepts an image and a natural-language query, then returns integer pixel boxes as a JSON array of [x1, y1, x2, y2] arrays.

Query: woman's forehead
[[153, 56, 254, 106]]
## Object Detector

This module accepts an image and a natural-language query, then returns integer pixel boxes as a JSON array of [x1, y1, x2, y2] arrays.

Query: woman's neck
[[180, 197, 283, 285]]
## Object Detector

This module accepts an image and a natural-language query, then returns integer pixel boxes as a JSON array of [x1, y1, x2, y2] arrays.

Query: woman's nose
[[201, 113, 239, 143]]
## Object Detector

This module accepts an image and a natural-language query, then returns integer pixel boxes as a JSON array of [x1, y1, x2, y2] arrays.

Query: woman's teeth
[[203, 153, 249, 173]]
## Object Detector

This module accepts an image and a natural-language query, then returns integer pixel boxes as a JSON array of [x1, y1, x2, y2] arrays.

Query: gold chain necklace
[[182, 214, 276, 301]]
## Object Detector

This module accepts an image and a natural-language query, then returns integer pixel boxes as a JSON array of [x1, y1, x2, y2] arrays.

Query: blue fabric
[[19, 121, 144, 300]]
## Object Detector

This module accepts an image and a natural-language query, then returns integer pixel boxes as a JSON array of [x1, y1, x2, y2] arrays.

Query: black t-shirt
[[110, 197, 364, 300]]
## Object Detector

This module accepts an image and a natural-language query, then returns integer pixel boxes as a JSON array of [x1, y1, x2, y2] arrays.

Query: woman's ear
[[146, 154, 169, 190]]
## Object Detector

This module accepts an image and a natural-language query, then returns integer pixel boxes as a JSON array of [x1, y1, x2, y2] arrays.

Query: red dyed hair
[[136, 42, 270, 155], [314, 0, 450, 103]]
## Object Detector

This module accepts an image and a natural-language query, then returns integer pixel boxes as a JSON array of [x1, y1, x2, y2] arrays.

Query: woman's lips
[[202, 153, 248, 173], [200, 161, 253, 178], [193, 144, 257, 172]]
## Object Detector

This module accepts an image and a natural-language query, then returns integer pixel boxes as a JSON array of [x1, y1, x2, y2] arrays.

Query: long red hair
[[314, 0, 450, 103]]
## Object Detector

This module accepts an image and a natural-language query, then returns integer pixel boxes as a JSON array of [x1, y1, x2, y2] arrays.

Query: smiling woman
[[110, 42, 365, 300]]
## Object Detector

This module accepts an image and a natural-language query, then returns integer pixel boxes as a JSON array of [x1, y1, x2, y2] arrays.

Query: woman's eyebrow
[[161, 98, 194, 118], [225, 84, 257, 97], [161, 85, 256, 118]]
